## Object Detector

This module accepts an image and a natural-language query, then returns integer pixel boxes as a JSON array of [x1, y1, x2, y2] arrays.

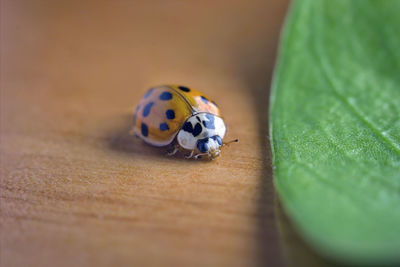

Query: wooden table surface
[[0, 1, 327, 266]]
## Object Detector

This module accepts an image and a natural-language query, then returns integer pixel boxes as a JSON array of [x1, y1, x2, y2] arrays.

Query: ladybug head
[[196, 136, 223, 158]]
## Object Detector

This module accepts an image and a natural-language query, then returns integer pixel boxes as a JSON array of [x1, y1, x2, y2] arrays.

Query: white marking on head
[[177, 129, 197, 150]]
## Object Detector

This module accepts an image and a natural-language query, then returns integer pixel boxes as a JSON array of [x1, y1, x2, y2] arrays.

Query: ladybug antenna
[[223, 138, 239, 146]]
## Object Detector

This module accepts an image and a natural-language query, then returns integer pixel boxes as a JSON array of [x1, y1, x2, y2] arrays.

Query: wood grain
[[1, 1, 290, 266]]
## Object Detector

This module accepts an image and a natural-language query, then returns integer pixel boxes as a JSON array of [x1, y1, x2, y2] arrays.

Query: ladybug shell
[[134, 85, 221, 147]]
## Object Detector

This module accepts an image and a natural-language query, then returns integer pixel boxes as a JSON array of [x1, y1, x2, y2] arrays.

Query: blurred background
[[0, 0, 331, 266]]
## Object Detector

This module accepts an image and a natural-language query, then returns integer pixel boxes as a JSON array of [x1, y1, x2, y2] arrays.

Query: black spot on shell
[[144, 88, 154, 98], [200, 96, 209, 104], [166, 109, 175, 119], [142, 102, 154, 117], [141, 123, 148, 137], [160, 92, 173, 100], [159, 123, 169, 131], [178, 86, 190, 92]]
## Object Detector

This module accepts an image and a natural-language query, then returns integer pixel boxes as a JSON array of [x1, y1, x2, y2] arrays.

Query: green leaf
[[270, 0, 400, 264]]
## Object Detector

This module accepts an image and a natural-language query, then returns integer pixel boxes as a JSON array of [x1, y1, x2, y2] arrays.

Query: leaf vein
[[313, 1, 400, 156]]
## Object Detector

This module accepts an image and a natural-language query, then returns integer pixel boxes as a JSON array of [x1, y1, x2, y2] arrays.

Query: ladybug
[[133, 85, 237, 159]]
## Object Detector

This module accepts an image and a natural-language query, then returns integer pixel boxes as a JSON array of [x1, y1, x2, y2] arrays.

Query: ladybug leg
[[193, 152, 209, 160], [129, 127, 138, 137], [185, 150, 194, 159], [167, 145, 179, 156]]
